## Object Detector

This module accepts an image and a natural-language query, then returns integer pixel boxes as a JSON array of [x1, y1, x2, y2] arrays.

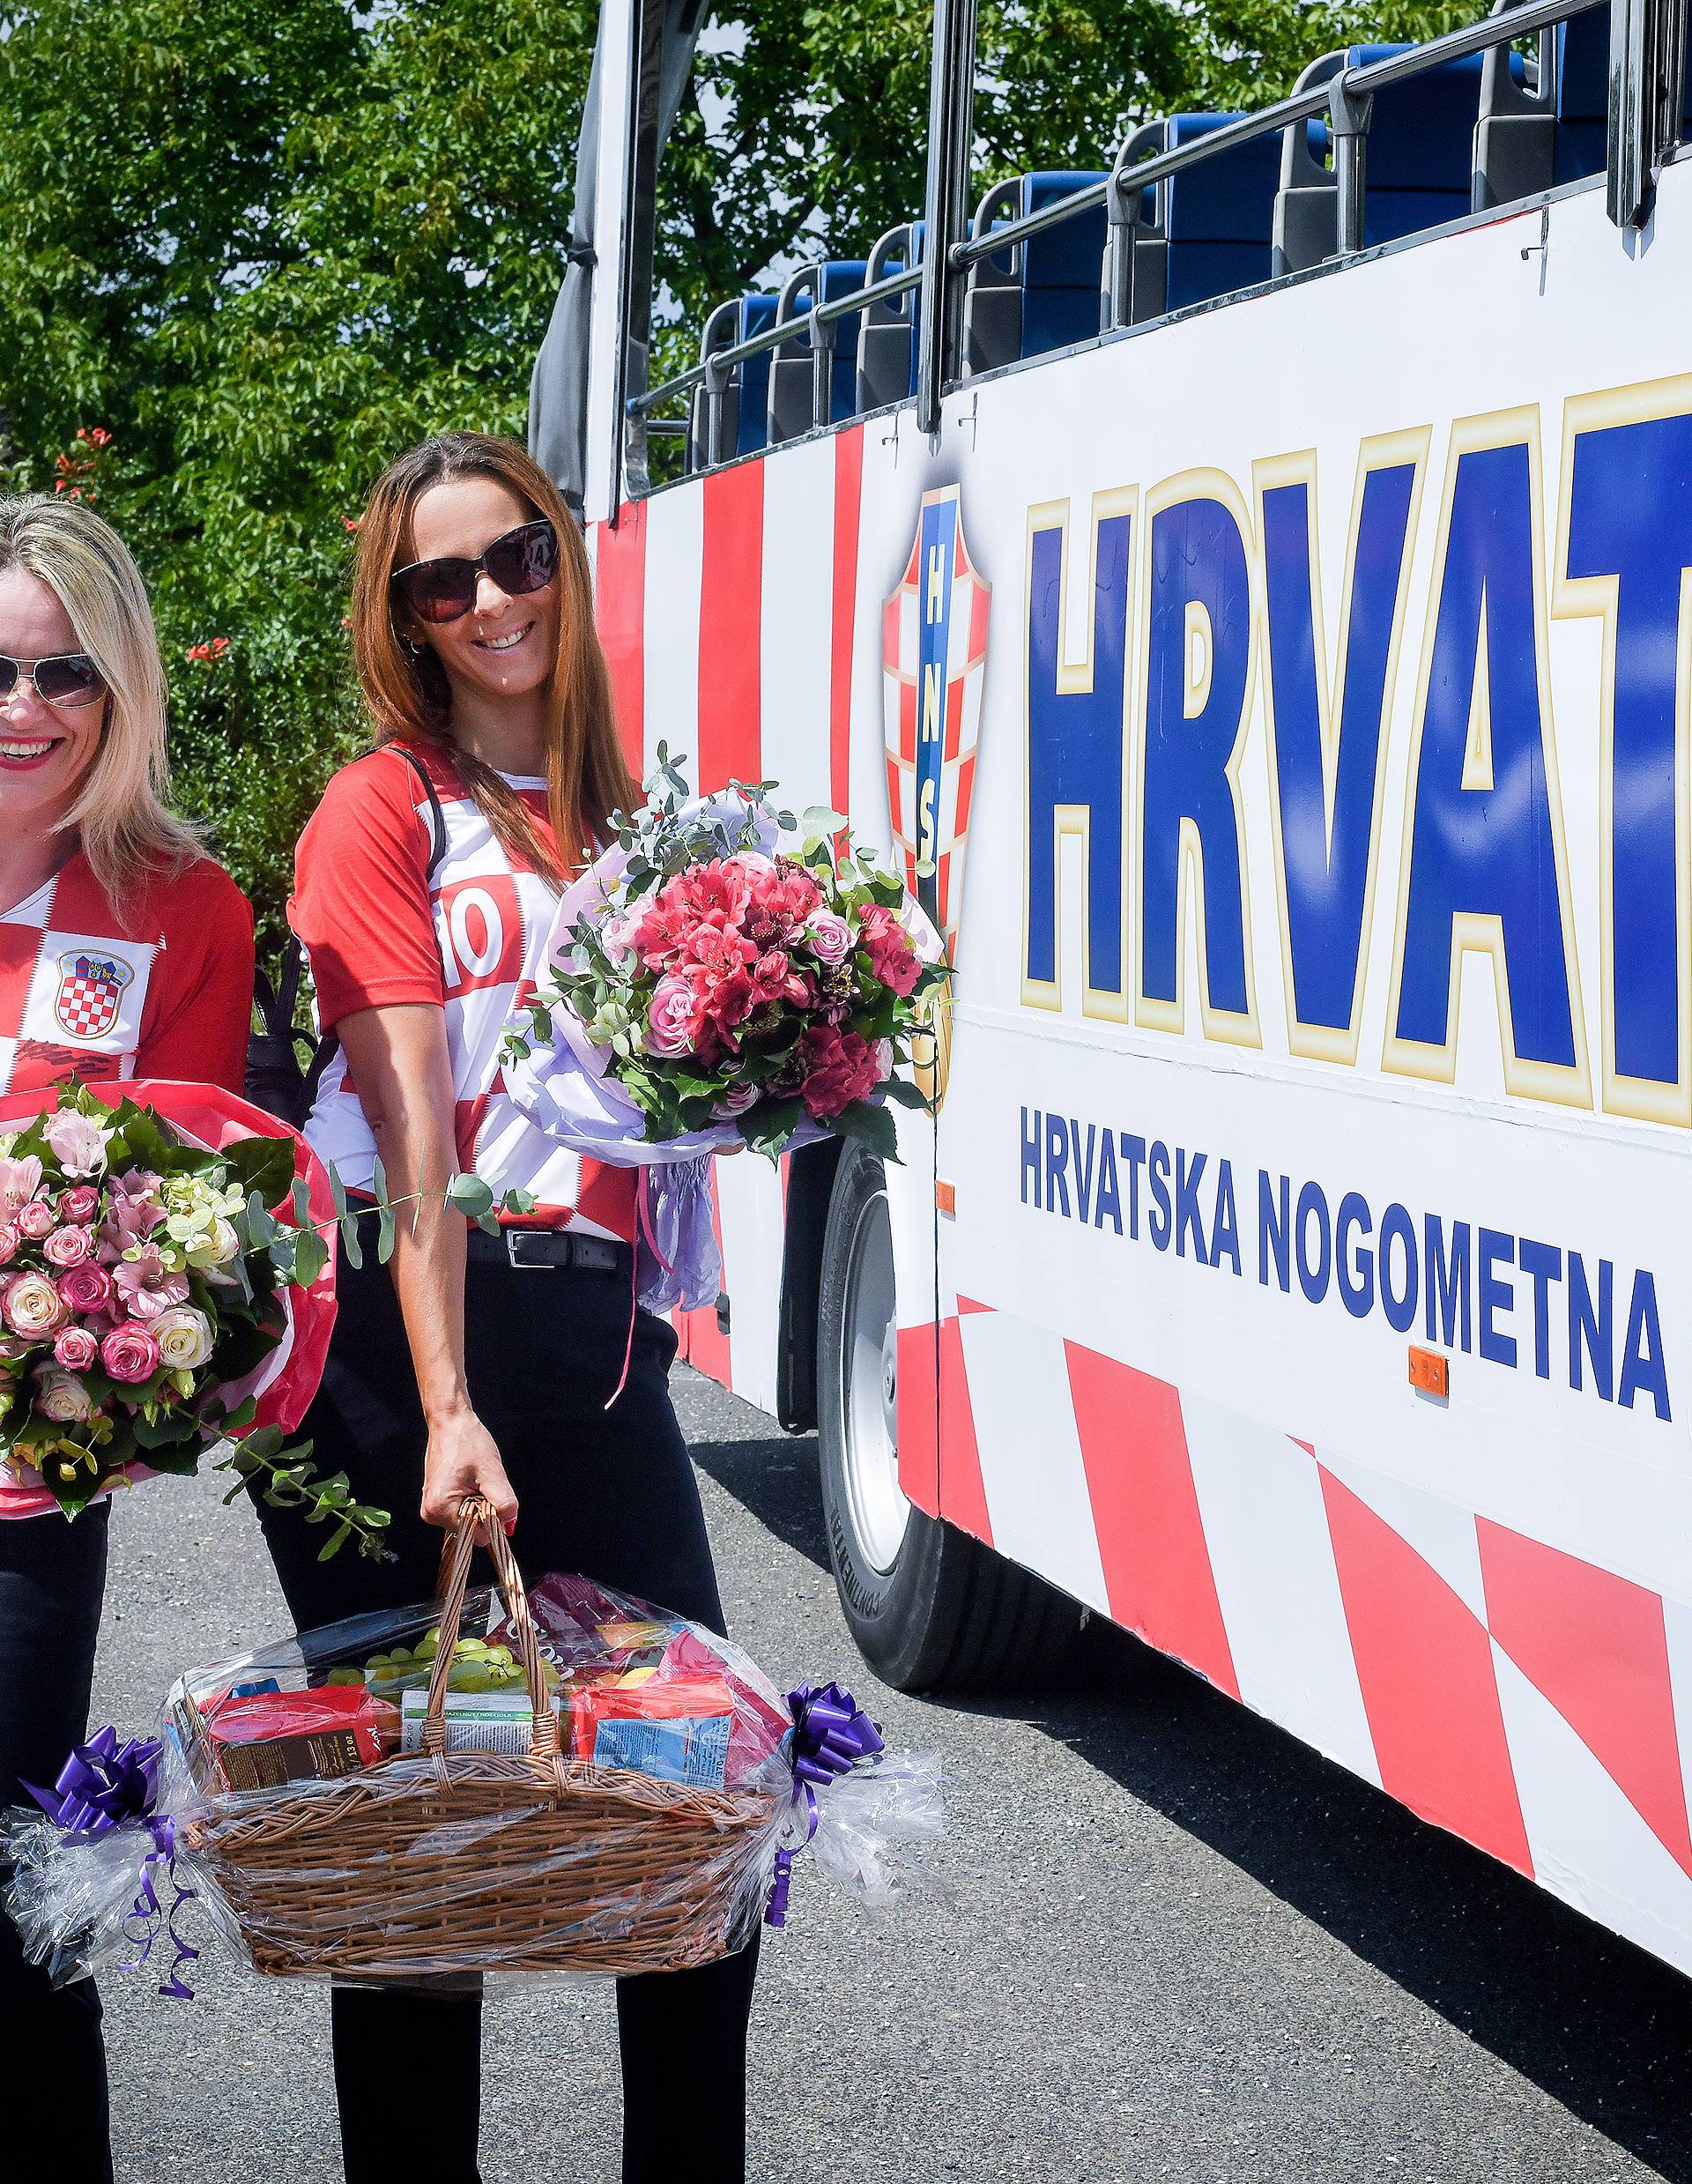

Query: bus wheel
[[817, 1144, 1084, 1692]]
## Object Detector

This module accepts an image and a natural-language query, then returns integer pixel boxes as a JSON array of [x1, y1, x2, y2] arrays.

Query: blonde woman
[[0, 494, 255, 2181]]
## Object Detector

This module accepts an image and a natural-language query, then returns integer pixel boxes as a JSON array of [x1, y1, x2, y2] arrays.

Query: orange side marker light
[[935, 1179, 957, 1218], [1407, 1346, 1448, 1398]]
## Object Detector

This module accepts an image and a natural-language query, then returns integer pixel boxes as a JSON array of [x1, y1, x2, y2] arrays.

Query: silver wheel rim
[[838, 1178, 910, 1576]]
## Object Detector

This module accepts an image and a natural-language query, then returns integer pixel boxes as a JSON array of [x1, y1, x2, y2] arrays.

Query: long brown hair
[[349, 432, 637, 888]]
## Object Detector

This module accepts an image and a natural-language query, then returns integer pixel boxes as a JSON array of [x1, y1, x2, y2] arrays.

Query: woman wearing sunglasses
[[0, 494, 255, 2182], [268, 432, 759, 2184]]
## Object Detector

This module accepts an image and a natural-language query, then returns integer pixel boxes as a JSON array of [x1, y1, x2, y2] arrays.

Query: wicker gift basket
[[171, 1499, 790, 1981]]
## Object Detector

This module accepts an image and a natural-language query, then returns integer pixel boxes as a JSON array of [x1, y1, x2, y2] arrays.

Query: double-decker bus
[[533, 0, 1692, 1977]]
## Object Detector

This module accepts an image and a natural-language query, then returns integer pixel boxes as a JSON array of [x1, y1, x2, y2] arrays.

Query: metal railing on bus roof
[[630, 0, 1610, 454]]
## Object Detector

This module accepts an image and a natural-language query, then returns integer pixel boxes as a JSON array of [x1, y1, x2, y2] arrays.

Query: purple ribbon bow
[[26, 1725, 197, 1999], [25, 1724, 160, 1835], [765, 1682, 884, 1928], [785, 1680, 884, 1787]]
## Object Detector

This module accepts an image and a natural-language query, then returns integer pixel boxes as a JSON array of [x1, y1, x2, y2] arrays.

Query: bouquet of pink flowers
[[506, 756, 946, 1163], [0, 1079, 374, 1553]]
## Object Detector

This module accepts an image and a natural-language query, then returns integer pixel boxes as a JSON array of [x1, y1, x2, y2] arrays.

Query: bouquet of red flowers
[[505, 754, 946, 1163], [0, 1080, 375, 1555]]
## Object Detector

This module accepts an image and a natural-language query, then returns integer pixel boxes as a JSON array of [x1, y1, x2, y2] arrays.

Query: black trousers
[[252, 1244, 760, 2184], [0, 1501, 113, 2183]]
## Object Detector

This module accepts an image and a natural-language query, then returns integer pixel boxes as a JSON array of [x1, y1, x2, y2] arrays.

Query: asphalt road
[[89, 1366, 1692, 2184]]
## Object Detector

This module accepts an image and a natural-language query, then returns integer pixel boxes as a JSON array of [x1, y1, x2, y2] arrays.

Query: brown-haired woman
[[258, 432, 759, 2184]]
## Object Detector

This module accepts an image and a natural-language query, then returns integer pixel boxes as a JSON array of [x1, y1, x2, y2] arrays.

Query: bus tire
[[817, 1143, 1084, 1692]]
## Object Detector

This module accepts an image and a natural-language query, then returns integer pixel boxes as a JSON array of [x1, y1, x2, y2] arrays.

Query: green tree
[[0, 0, 1485, 940], [0, 0, 597, 943], [655, 0, 1480, 374]]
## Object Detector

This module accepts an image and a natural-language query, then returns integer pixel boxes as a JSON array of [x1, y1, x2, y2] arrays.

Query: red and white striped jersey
[[0, 851, 253, 1098], [291, 744, 635, 1242]]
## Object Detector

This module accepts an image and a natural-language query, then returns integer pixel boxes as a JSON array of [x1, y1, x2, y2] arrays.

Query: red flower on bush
[[53, 427, 114, 501], [186, 639, 230, 667]]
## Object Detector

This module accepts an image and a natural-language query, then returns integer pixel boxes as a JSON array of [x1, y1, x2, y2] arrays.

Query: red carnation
[[796, 1023, 883, 1121]]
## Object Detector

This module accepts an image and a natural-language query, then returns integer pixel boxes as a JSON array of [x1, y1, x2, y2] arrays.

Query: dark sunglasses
[[390, 519, 560, 627], [0, 651, 107, 709]]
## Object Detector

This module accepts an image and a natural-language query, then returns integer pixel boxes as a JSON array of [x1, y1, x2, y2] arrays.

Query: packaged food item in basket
[[398, 1686, 565, 1755], [204, 1685, 397, 1790], [3, 1497, 946, 1996], [570, 1676, 737, 1788]]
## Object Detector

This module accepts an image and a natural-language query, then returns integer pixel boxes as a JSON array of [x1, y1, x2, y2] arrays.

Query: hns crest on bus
[[881, 485, 990, 956], [55, 950, 133, 1040]]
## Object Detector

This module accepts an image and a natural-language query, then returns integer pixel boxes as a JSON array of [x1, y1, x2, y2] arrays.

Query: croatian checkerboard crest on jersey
[[54, 950, 133, 1041]]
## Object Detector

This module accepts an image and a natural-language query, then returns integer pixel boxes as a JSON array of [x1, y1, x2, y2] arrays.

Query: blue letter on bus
[[1262, 464, 1417, 1041], [1566, 410, 1692, 1095], [1394, 442, 1577, 1073], [1025, 509, 1132, 1004], [1141, 495, 1253, 1021]]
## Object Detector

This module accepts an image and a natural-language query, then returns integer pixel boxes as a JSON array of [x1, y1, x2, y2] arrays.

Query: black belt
[[466, 1228, 633, 1275]]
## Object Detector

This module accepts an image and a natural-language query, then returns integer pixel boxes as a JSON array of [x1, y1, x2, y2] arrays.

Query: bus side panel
[[598, 167, 1692, 1978], [914, 172, 1692, 1974]]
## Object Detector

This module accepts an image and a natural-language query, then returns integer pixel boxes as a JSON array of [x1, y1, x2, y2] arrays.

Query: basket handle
[[420, 1496, 562, 1765]]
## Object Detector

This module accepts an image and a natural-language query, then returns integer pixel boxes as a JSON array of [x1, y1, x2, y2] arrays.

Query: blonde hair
[[0, 494, 200, 902], [350, 433, 638, 888]]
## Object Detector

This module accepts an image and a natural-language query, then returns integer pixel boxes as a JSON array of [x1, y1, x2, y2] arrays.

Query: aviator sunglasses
[[390, 518, 560, 627], [0, 651, 108, 709]]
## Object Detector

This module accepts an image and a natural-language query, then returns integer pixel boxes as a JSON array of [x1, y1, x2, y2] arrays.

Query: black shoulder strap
[[390, 744, 449, 881]]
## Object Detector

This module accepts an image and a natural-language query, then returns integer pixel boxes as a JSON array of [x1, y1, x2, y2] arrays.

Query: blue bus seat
[[963, 171, 1108, 373], [1477, 0, 1690, 209], [766, 260, 871, 444], [686, 293, 776, 471], [1275, 44, 1504, 272], [1164, 113, 1283, 310], [1121, 114, 1317, 322], [857, 219, 924, 412]]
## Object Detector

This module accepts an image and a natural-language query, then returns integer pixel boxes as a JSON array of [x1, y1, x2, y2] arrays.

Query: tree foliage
[[0, 0, 1481, 940]]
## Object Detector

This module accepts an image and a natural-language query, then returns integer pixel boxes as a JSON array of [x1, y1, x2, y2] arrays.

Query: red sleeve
[[289, 750, 443, 1033], [135, 859, 256, 1096]]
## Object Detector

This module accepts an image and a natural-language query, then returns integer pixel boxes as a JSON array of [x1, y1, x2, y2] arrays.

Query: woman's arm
[[334, 1001, 518, 1533]]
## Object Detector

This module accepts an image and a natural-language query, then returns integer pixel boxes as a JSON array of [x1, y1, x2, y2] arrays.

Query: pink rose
[[797, 1024, 884, 1121], [43, 1224, 93, 1268], [100, 1322, 160, 1385], [56, 1263, 114, 1316], [17, 1200, 55, 1240], [0, 1224, 19, 1268], [645, 973, 706, 1059], [113, 1245, 189, 1320], [805, 910, 851, 966], [4, 1273, 66, 1339], [59, 1185, 100, 1224], [33, 1365, 94, 1424], [0, 1155, 42, 1213], [53, 1325, 100, 1372]]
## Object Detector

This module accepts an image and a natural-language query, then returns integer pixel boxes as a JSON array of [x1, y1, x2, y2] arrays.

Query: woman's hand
[[420, 1404, 518, 1534]]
